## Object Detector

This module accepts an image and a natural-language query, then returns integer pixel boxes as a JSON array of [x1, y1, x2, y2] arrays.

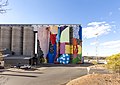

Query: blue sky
[[0, 0, 120, 56]]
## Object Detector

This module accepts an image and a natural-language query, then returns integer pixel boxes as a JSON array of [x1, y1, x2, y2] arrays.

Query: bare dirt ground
[[66, 74, 120, 85], [66, 65, 120, 85]]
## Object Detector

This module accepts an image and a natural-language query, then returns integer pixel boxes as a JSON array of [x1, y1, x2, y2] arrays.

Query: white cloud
[[83, 21, 111, 39], [113, 31, 116, 33], [111, 21, 115, 23], [100, 40, 120, 48], [90, 41, 99, 45], [100, 40, 120, 56], [87, 21, 106, 26]]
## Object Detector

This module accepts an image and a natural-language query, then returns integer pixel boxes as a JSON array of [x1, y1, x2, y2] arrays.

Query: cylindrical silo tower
[[11, 26, 22, 55], [0, 26, 1, 49], [0, 26, 11, 50], [23, 25, 34, 56]]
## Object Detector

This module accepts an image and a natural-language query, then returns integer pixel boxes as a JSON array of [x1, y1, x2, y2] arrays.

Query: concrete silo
[[0, 26, 1, 49], [23, 26, 34, 56], [11, 26, 22, 55], [0, 26, 11, 50]]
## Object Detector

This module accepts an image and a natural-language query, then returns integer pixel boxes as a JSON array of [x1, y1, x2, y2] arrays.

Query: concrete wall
[[11, 26, 22, 55], [4, 57, 30, 66], [0, 26, 11, 50], [23, 26, 34, 56], [0, 25, 35, 56], [0, 26, 1, 49]]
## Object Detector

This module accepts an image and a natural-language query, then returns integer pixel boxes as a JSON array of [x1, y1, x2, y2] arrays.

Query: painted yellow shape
[[70, 45, 73, 54], [78, 45, 82, 54], [65, 45, 73, 54], [60, 27, 69, 43]]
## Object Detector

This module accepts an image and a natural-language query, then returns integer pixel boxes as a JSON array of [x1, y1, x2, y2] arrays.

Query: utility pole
[[95, 33, 99, 63]]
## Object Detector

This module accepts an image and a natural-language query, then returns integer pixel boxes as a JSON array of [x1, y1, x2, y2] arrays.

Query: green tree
[[106, 53, 120, 73]]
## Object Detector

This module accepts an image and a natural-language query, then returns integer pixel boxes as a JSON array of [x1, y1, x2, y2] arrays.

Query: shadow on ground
[[0, 74, 38, 78], [0, 68, 43, 74], [36, 62, 94, 67], [4, 70, 43, 74]]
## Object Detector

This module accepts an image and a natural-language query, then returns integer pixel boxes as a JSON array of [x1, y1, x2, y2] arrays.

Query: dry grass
[[66, 74, 120, 85]]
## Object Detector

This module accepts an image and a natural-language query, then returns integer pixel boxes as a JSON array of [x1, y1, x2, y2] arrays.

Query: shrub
[[91, 61, 98, 65], [106, 53, 120, 73]]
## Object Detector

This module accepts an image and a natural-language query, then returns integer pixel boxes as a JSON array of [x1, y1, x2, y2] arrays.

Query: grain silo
[[0, 26, 11, 50], [0, 24, 83, 66], [23, 25, 34, 56], [0, 26, 1, 49], [11, 26, 22, 55]]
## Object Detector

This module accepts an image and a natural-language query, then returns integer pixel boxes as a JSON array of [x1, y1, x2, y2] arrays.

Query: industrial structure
[[0, 24, 83, 66]]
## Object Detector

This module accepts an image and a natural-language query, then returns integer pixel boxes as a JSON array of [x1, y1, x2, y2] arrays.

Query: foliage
[[40, 57, 45, 63], [106, 53, 120, 73], [0, 0, 8, 13], [91, 61, 98, 65]]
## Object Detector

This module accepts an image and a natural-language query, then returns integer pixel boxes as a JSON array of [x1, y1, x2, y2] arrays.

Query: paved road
[[0, 65, 109, 85]]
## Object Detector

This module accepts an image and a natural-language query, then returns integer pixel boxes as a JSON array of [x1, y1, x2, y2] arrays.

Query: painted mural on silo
[[71, 25, 82, 64], [37, 25, 82, 64]]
